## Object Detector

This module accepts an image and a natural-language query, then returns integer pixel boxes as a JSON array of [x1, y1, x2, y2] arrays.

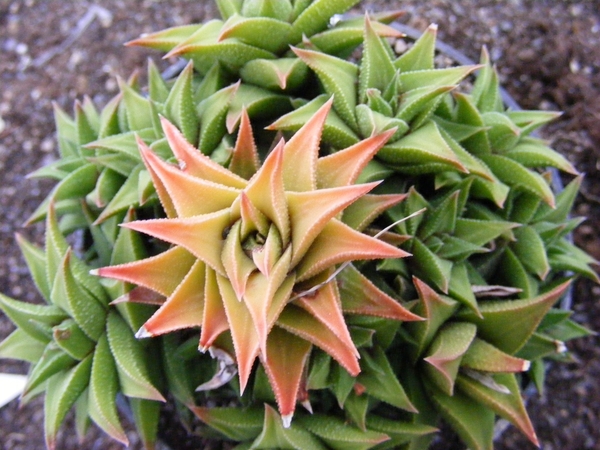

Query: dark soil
[[1, 1, 599, 449]]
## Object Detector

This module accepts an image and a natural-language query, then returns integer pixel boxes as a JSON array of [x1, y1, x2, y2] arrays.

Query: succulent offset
[[0, 1, 597, 449]]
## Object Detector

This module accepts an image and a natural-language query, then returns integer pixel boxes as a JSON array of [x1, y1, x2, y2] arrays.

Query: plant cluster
[[1, 1, 596, 449]]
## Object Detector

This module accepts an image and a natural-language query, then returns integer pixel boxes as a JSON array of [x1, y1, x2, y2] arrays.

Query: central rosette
[[96, 98, 420, 423]]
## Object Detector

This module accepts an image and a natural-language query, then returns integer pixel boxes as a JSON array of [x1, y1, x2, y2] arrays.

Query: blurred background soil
[[1, 1, 599, 449]]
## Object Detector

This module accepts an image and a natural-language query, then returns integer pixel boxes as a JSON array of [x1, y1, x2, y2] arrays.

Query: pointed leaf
[[292, 47, 358, 130], [457, 372, 539, 446], [88, 333, 128, 445], [251, 404, 327, 449], [192, 405, 264, 441], [359, 346, 417, 412], [461, 338, 530, 373], [456, 280, 572, 354], [423, 322, 477, 395], [262, 327, 311, 421], [106, 312, 164, 401], [44, 355, 93, 450], [299, 414, 389, 450]]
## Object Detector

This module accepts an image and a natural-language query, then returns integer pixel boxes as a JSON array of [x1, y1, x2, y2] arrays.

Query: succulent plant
[[1, 1, 597, 449], [93, 100, 422, 425], [0, 206, 163, 449]]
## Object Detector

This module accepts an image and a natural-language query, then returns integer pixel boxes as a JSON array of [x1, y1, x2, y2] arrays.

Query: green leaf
[[507, 109, 562, 136], [95, 165, 144, 223], [472, 47, 502, 113], [251, 404, 327, 449], [127, 23, 200, 52], [129, 398, 161, 450], [27, 163, 99, 224], [25, 345, 76, 395], [106, 311, 164, 401], [53, 318, 95, 361], [405, 278, 458, 359], [44, 355, 93, 450], [50, 250, 107, 341], [533, 175, 582, 223], [344, 390, 369, 431], [329, 363, 356, 408], [506, 138, 578, 174], [456, 280, 572, 354], [292, 47, 358, 130], [423, 322, 477, 395], [482, 111, 521, 152], [365, 416, 438, 448], [378, 121, 466, 172], [358, 346, 417, 412], [171, 21, 276, 75], [119, 78, 156, 131], [428, 383, 494, 450], [86, 128, 157, 161], [453, 217, 518, 247], [547, 239, 599, 282], [220, 14, 293, 53], [355, 104, 408, 142], [241, 57, 309, 91], [268, 95, 359, 149], [74, 100, 99, 149], [164, 61, 199, 144], [359, 15, 396, 102], [45, 205, 108, 305], [457, 373, 539, 446], [400, 65, 480, 92], [192, 405, 265, 441], [462, 338, 530, 373], [216, 0, 243, 19], [411, 238, 453, 294], [288, 0, 360, 43], [15, 234, 52, 302], [0, 293, 66, 342], [299, 413, 389, 450], [52, 102, 78, 158], [88, 333, 128, 445], [447, 263, 480, 315], [0, 328, 46, 363], [307, 350, 332, 390], [515, 332, 566, 360], [498, 247, 539, 299], [311, 19, 400, 57], [241, 0, 293, 21], [147, 59, 170, 103], [479, 154, 555, 207], [197, 82, 238, 154], [545, 317, 595, 342], [110, 210, 146, 266], [395, 85, 455, 124], [394, 24, 436, 71], [511, 226, 550, 279], [227, 83, 292, 132]]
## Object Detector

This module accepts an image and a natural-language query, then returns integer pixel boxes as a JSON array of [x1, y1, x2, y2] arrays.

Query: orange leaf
[[123, 209, 231, 275], [287, 182, 380, 267], [245, 140, 290, 245], [261, 327, 312, 422], [296, 219, 410, 281], [281, 97, 332, 192], [94, 246, 196, 296], [141, 259, 206, 337], [139, 140, 241, 218], [316, 128, 395, 189], [160, 117, 247, 188]]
